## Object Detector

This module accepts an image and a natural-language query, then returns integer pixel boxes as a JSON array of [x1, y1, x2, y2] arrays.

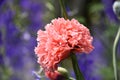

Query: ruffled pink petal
[[34, 18, 94, 79]]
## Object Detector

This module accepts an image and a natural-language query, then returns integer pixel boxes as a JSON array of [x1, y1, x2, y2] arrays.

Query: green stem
[[58, 0, 84, 79], [59, 0, 68, 19], [71, 53, 85, 80], [113, 26, 120, 80]]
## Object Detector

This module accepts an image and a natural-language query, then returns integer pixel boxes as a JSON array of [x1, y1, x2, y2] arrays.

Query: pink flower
[[34, 18, 94, 79]]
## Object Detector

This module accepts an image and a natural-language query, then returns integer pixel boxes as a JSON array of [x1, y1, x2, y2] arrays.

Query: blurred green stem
[[113, 26, 120, 80], [59, 0, 68, 19], [59, 0, 85, 80], [70, 53, 85, 80]]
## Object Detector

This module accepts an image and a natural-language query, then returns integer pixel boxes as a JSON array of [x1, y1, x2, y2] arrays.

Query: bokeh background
[[0, 0, 120, 80]]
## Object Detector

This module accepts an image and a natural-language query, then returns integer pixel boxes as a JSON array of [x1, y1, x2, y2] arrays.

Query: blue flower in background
[[0, 0, 44, 80], [0, 0, 4, 6], [101, 0, 119, 23], [20, 0, 44, 32], [0, 31, 2, 45], [77, 38, 106, 80]]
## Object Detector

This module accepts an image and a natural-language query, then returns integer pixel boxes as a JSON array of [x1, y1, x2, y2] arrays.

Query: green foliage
[[101, 67, 114, 80]]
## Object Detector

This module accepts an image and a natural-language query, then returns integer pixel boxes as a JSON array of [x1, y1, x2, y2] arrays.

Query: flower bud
[[113, 1, 120, 19], [57, 67, 69, 77], [45, 70, 66, 80], [45, 67, 69, 80]]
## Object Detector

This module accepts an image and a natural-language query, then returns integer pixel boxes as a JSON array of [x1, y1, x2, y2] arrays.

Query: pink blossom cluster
[[35, 18, 94, 79]]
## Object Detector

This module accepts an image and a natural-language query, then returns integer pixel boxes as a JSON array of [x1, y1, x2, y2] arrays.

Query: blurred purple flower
[[77, 38, 105, 80], [20, 0, 44, 32], [0, 31, 2, 45], [0, 0, 4, 6], [0, 0, 44, 80], [101, 0, 119, 23], [20, 0, 31, 10], [0, 8, 15, 28], [0, 54, 4, 65]]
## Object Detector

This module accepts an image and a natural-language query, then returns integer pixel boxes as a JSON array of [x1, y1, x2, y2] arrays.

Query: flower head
[[113, 1, 120, 19], [35, 18, 94, 79]]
